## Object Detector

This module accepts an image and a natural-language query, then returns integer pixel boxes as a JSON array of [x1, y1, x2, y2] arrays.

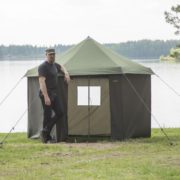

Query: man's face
[[46, 53, 55, 63]]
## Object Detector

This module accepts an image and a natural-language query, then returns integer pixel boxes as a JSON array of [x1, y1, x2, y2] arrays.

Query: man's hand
[[39, 76, 51, 105], [60, 65, 70, 84], [64, 73, 71, 84], [44, 95, 51, 106]]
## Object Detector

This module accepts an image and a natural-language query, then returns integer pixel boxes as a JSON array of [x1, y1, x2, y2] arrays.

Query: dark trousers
[[39, 91, 64, 136]]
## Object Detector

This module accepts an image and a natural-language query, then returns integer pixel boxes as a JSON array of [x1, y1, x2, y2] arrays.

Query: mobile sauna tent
[[25, 37, 154, 141]]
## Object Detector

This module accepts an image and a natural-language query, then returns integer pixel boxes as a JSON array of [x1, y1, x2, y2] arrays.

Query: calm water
[[0, 59, 180, 132]]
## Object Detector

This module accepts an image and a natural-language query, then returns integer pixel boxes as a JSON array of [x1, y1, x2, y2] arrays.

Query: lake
[[0, 59, 180, 132]]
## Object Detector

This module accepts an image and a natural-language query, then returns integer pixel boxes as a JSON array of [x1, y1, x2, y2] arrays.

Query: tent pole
[[88, 76, 90, 142]]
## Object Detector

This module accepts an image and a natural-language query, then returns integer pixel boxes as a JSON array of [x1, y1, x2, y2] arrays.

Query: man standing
[[38, 48, 70, 143]]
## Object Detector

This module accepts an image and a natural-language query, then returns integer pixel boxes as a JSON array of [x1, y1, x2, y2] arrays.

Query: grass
[[0, 128, 180, 180]]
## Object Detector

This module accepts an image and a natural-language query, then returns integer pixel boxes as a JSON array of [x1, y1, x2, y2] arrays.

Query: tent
[[25, 37, 154, 141]]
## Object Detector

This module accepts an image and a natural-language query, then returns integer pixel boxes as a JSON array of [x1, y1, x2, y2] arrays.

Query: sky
[[0, 0, 179, 45]]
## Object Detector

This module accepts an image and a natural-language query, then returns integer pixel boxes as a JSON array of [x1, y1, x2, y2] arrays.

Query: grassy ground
[[0, 129, 180, 180]]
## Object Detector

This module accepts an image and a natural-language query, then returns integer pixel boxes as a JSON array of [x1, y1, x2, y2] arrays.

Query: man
[[38, 48, 70, 143]]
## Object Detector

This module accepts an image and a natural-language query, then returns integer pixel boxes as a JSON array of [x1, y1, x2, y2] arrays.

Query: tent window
[[77, 86, 101, 106]]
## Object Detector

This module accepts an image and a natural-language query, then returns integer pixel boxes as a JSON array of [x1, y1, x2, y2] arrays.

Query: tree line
[[0, 44, 71, 60], [0, 40, 179, 60]]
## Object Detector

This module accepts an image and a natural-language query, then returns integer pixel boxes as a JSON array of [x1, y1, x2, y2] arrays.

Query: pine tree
[[165, 5, 180, 35]]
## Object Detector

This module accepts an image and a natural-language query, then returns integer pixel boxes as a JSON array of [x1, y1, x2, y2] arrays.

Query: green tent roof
[[25, 37, 154, 77]]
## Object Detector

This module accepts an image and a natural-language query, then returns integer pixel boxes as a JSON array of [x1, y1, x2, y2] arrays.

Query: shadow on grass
[[65, 135, 180, 146], [0, 128, 180, 145], [125, 136, 180, 147], [66, 135, 112, 143]]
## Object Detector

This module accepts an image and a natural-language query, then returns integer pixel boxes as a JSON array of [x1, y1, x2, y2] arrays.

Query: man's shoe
[[40, 130, 49, 143], [47, 134, 53, 140]]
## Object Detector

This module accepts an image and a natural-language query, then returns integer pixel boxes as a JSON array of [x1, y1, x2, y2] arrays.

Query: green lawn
[[0, 129, 180, 180]]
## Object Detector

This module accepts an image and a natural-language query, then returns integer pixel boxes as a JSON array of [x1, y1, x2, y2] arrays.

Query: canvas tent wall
[[25, 37, 154, 141]]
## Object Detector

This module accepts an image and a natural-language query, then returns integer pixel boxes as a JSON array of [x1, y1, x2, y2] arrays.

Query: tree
[[165, 5, 180, 35], [164, 5, 180, 60]]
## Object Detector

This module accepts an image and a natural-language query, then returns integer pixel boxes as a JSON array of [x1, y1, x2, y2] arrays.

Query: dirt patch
[[60, 142, 120, 150], [167, 158, 180, 166], [50, 152, 74, 157]]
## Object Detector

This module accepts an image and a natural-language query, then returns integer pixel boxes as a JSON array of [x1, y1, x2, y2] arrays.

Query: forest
[[0, 39, 179, 60]]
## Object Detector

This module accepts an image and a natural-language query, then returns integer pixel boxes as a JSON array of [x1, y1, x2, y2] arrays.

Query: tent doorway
[[68, 77, 111, 135]]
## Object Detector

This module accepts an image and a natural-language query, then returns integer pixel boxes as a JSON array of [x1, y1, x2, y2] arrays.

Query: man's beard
[[49, 58, 55, 63]]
